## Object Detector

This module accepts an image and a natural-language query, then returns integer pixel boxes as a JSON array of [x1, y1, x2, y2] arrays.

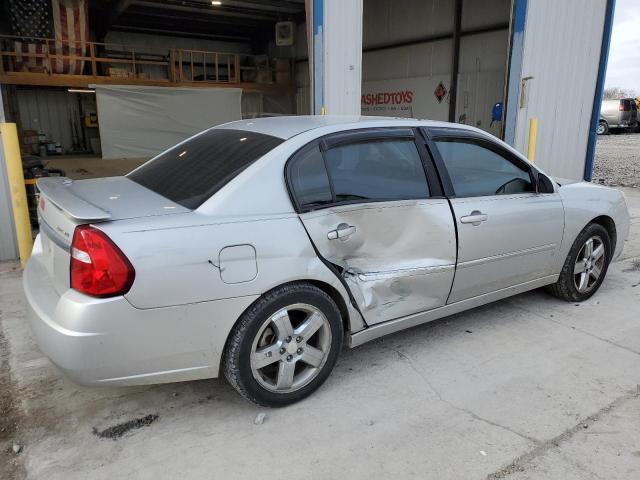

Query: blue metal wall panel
[[584, 0, 616, 181], [503, 0, 527, 146], [312, 0, 324, 114]]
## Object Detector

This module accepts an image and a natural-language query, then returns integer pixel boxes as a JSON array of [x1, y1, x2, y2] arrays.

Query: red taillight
[[70, 225, 135, 297], [619, 103, 624, 111]]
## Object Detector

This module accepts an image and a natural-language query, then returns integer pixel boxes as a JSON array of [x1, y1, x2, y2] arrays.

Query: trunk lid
[[36, 176, 189, 295]]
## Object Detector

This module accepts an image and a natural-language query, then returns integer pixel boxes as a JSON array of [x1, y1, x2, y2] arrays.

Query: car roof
[[216, 115, 459, 139]]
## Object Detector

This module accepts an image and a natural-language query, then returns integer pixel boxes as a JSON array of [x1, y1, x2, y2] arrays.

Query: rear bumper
[[23, 249, 257, 386]]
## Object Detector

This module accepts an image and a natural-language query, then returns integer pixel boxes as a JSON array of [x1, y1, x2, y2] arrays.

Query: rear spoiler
[[37, 177, 112, 221]]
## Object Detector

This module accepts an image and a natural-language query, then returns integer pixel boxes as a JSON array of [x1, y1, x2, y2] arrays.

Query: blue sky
[[605, 0, 640, 91]]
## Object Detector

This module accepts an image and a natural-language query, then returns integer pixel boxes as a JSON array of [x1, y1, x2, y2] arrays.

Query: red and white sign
[[361, 76, 450, 120]]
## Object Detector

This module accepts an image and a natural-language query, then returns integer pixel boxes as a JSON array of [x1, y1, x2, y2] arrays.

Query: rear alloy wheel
[[547, 223, 612, 302], [223, 283, 343, 407], [250, 303, 332, 393]]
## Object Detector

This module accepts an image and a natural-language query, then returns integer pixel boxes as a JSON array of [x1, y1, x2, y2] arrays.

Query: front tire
[[547, 223, 611, 302], [223, 282, 343, 407]]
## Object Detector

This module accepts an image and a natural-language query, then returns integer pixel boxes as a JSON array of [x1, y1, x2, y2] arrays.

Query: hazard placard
[[434, 82, 447, 103]]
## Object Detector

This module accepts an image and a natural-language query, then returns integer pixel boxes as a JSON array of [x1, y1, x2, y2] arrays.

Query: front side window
[[128, 129, 283, 209], [324, 139, 429, 202], [435, 138, 533, 197]]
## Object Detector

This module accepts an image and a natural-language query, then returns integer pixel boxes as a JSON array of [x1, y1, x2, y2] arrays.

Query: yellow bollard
[[527, 117, 538, 162], [1, 123, 32, 268]]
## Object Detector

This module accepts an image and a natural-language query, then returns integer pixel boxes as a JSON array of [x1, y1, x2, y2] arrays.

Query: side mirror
[[537, 174, 555, 193]]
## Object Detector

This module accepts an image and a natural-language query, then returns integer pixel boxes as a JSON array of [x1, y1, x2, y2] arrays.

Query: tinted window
[[623, 99, 637, 111], [325, 139, 429, 202], [435, 139, 533, 197], [128, 129, 283, 209], [288, 144, 332, 210]]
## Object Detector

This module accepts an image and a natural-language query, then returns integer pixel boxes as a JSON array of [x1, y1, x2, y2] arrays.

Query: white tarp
[[94, 85, 242, 159]]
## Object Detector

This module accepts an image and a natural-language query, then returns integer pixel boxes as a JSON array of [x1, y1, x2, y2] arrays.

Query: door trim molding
[[354, 264, 455, 282], [456, 243, 556, 269], [348, 274, 558, 347]]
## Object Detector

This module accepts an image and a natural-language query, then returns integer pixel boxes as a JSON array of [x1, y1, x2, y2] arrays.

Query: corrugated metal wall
[[16, 88, 83, 153], [514, 0, 607, 179]]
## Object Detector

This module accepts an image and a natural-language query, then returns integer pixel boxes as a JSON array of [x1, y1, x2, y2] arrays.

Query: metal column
[[311, 0, 324, 114], [310, 0, 363, 115], [448, 0, 463, 123], [584, 0, 616, 181], [0, 86, 19, 261], [503, 0, 529, 145]]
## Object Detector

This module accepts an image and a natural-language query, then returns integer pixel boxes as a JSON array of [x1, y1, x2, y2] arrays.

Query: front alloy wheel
[[573, 236, 606, 294], [547, 222, 612, 302]]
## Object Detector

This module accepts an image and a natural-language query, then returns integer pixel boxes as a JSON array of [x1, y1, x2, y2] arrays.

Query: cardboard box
[[274, 59, 290, 72], [108, 67, 131, 78], [275, 71, 291, 85], [256, 69, 272, 84]]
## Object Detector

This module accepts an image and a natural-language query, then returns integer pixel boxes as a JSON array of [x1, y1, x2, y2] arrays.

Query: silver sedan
[[24, 116, 630, 406]]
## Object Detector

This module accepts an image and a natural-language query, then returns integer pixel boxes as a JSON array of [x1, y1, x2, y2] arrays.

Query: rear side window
[[623, 99, 637, 111], [435, 138, 533, 197], [288, 144, 333, 210], [128, 129, 283, 209], [324, 139, 429, 202]]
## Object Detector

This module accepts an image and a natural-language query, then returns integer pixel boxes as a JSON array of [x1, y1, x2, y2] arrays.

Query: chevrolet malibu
[[24, 116, 630, 406]]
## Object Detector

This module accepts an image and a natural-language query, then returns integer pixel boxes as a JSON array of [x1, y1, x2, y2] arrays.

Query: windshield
[[128, 129, 283, 209]]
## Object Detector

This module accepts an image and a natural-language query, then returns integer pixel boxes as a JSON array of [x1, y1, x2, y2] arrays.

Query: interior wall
[[455, 29, 509, 136], [358, 0, 510, 133], [15, 88, 98, 154]]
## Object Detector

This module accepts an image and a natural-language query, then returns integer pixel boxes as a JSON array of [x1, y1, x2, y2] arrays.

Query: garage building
[[0, 0, 615, 261]]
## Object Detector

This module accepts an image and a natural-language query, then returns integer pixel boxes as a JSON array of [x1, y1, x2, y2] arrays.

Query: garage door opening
[[360, 0, 512, 139]]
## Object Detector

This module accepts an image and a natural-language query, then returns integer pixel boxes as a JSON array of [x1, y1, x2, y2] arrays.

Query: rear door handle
[[460, 211, 488, 225], [328, 223, 357, 240]]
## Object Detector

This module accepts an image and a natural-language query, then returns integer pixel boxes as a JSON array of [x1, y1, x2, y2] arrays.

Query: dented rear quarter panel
[[99, 212, 363, 327]]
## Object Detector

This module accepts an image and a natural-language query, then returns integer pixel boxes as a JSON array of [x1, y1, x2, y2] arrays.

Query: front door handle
[[460, 210, 488, 225], [328, 223, 357, 240]]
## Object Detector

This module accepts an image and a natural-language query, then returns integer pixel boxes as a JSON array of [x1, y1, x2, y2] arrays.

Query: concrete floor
[[1, 188, 639, 480]]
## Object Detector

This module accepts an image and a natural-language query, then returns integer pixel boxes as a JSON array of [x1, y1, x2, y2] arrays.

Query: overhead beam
[[0, 73, 295, 95], [131, 0, 279, 21], [362, 23, 509, 54], [211, 0, 303, 14], [110, 25, 252, 42], [97, 0, 134, 39], [121, 7, 272, 28]]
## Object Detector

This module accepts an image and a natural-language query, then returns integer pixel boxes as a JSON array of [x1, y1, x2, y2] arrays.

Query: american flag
[[8, 0, 89, 75]]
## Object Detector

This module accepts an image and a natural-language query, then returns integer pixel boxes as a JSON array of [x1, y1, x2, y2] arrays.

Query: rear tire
[[547, 223, 612, 302], [223, 282, 343, 407], [597, 121, 609, 135]]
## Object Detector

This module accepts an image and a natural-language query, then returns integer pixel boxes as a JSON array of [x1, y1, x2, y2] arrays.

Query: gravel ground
[[593, 132, 640, 188]]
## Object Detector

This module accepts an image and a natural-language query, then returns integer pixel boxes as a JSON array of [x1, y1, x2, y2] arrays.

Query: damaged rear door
[[288, 128, 456, 326]]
